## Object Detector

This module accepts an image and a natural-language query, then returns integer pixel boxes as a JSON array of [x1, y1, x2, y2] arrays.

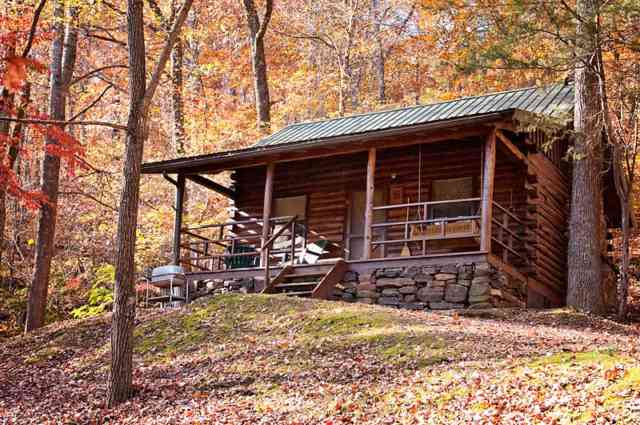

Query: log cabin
[[141, 83, 621, 309]]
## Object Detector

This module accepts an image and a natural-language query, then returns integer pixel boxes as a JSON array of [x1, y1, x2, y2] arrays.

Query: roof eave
[[141, 111, 514, 175]]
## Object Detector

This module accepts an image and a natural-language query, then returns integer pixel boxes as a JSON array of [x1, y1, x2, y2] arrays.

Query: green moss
[[355, 328, 448, 367], [135, 309, 208, 361], [302, 308, 389, 338], [25, 346, 65, 364], [604, 367, 640, 406], [529, 349, 620, 368], [134, 293, 283, 361], [611, 367, 640, 391], [435, 383, 470, 407]]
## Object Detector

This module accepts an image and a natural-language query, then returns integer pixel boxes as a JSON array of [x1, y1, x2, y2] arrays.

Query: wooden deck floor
[[185, 251, 490, 282]]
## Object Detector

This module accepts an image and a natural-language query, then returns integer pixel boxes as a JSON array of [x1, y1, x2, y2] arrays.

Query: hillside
[[1, 294, 640, 424]]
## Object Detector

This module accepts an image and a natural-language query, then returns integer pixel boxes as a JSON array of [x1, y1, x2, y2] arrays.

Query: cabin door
[[345, 190, 385, 260]]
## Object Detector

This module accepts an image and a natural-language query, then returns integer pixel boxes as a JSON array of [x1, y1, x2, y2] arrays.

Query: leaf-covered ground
[[1, 294, 640, 424]]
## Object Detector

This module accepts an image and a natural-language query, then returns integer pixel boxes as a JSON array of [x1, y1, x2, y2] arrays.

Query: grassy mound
[[1, 294, 639, 424]]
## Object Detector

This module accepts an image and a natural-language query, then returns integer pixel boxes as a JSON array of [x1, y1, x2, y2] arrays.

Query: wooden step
[[283, 271, 325, 279], [285, 264, 334, 275], [275, 281, 319, 288], [281, 290, 313, 296]]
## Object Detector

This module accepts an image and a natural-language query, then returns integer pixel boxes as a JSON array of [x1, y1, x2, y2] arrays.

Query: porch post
[[172, 174, 186, 266], [363, 148, 376, 260], [480, 129, 496, 252], [261, 163, 275, 267]]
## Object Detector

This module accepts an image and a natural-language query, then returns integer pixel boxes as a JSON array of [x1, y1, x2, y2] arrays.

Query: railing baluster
[[204, 240, 209, 271], [422, 203, 427, 255], [497, 211, 506, 262], [504, 212, 511, 263], [290, 218, 296, 264], [264, 246, 271, 289]]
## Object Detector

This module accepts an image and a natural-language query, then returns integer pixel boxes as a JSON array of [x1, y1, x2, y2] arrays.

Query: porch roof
[[141, 83, 573, 174]]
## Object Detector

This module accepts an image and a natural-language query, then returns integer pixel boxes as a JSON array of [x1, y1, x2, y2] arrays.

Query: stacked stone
[[366, 267, 423, 309], [338, 262, 526, 311], [412, 265, 465, 309], [467, 263, 492, 309], [206, 279, 225, 294], [221, 277, 254, 294], [332, 271, 359, 301], [483, 265, 527, 308]]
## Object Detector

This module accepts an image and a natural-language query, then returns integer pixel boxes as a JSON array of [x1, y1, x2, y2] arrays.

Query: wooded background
[[1, 0, 639, 337]]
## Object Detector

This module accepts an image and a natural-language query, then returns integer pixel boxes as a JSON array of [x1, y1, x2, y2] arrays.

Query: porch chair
[[298, 239, 330, 264], [271, 223, 306, 264], [224, 244, 260, 269]]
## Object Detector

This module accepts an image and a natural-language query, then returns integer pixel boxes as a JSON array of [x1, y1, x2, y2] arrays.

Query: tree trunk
[[171, 0, 186, 154], [25, 3, 78, 332], [170, 0, 189, 270], [171, 39, 186, 154], [371, 0, 385, 104], [414, 59, 420, 105], [242, 0, 273, 131], [0, 38, 16, 266], [566, 0, 605, 314], [375, 44, 385, 104], [609, 117, 631, 319], [0, 83, 29, 268], [617, 186, 630, 319], [251, 37, 270, 130], [0, 188, 5, 268], [108, 0, 193, 406], [0, 101, 12, 266], [107, 0, 146, 407]]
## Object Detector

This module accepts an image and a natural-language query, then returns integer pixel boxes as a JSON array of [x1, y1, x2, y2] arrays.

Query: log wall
[[231, 138, 528, 259], [228, 134, 570, 306], [526, 152, 570, 303]]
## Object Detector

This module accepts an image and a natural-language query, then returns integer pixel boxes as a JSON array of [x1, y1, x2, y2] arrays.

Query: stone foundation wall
[[206, 278, 255, 294], [332, 262, 526, 310]]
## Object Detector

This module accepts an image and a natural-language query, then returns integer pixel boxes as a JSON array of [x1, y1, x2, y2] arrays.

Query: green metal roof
[[255, 83, 573, 147], [140, 83, 574, 174]]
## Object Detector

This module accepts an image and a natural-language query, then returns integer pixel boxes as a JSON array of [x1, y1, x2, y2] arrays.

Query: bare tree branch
[[21, 0, 48, 57], [69, 64, 127, 87], [142, 0, 194, 116], [68, 84, 113, 122], [146, 0, 168, 29], [94, 74, 128, 94], [0, 116, 127, 131], [256, 0, 274, 41], [84, 32, 127, 46], [59, 191, 118, 212], [272, 29, 337, 50]]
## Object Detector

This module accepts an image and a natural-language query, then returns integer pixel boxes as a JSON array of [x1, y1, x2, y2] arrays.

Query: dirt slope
[[1, 294, 639, 424]]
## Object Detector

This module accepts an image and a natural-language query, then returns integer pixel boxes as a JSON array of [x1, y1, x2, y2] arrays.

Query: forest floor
[[1, 294, 640, 424]]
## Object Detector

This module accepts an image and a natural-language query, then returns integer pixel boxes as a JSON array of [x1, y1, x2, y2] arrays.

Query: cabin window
[[273, 195, 307, 220], [430, 177, 474, 219], [272, 195, 307, 252]]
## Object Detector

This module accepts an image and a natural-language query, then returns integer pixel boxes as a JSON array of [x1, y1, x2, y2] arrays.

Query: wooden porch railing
[[178, 199, 527, 278], [261, 215, 298, 288], [370, 198, 527, 270], [178, 215, 305, 273], [491, 201, 527, 266], [371, 198, 482, 256]]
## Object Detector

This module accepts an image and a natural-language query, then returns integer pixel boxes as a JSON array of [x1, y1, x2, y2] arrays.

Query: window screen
[[431, 177, 474, 219], [273, 195, 307, 220]]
